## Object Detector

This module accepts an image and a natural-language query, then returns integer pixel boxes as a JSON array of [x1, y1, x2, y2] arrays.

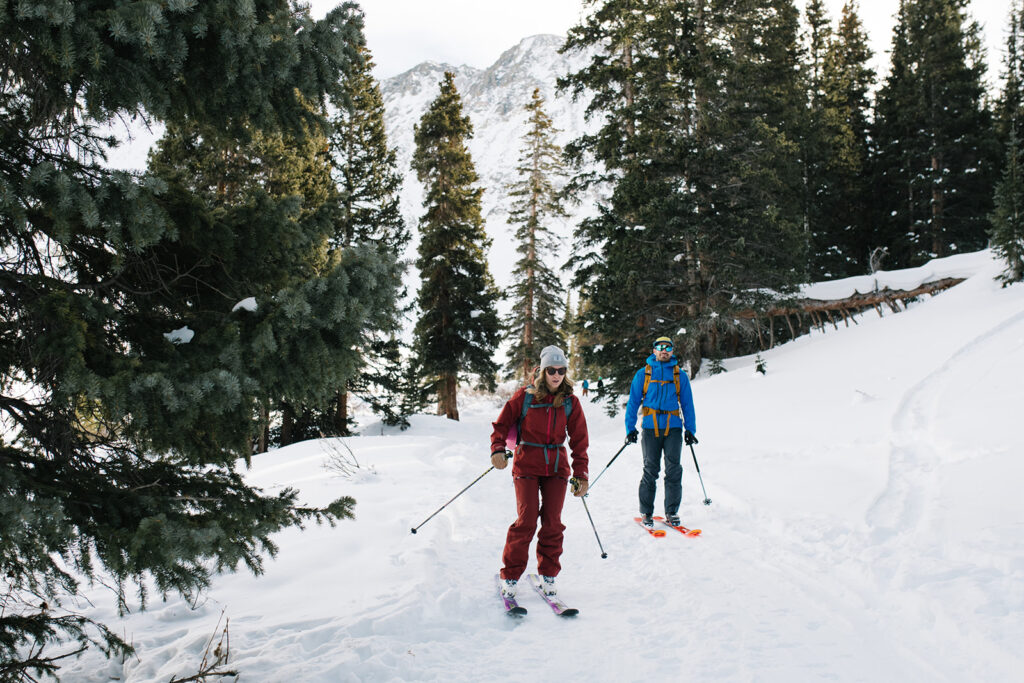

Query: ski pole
[[585, 439, 631, 493], [572, 478, 607, 559], [688, 443, 711, 505], [411, 452, 511, 534]]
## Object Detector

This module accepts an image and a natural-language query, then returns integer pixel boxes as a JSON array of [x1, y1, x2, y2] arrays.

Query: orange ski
[[653, 516, 701, 536], [634, 517, 667, 537]]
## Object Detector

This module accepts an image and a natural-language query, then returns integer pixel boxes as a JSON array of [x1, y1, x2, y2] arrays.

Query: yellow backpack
[[640, 364, 681, 437]]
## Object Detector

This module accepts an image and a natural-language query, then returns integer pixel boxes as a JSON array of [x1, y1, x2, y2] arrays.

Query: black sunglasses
[[545, 367, 567, 376]]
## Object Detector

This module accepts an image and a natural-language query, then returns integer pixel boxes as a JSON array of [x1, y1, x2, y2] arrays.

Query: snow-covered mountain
[[380, 34, 597, 292]]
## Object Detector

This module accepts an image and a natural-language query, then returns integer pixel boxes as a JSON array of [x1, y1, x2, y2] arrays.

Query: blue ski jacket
[[624, 354, 696, 435]]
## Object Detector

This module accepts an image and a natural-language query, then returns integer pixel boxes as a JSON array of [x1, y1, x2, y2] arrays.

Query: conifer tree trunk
[[623, 40, 636, 142], [281, 404, 294, 446], [932, 153, 945, 256], [439, 374, 460, 420], [523, 210, 537, 383], [257, 400, 270, 454], [335, 390, 350, 436], [690, 0, 708, 323], [523, 293, 534, 382]]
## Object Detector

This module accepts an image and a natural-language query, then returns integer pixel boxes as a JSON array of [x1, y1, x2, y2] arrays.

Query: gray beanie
[[539, 345, 568, 371]]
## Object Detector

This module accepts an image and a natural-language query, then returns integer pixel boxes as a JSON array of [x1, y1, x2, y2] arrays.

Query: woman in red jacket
[[490, 345, 589, 599]]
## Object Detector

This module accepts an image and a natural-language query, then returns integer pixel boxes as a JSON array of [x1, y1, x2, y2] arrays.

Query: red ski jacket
[[490, 387, 589, 480]]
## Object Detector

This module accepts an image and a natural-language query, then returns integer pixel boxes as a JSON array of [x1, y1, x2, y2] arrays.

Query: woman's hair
[[531, 370, 574, 407]]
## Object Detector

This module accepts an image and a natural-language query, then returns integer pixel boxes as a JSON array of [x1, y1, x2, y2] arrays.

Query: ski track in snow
[[859, 305, 1024, 680]]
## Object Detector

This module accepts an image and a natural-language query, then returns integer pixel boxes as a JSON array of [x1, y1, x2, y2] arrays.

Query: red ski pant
[[500, 475, 568, 580]]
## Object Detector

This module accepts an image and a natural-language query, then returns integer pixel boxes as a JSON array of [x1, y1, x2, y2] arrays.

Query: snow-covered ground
[[65, 250, 1024, 682]]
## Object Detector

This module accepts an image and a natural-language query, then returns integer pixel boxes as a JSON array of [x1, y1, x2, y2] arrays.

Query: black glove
[[684, 430, 698, 446], [626, 430, 639, 444]]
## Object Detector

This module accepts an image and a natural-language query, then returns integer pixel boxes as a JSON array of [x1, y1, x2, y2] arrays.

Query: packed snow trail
[[64, 255, 1024, 681]]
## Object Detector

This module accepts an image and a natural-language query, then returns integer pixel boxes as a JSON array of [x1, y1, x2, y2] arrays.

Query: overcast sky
[[308, 1, 1013, 87]]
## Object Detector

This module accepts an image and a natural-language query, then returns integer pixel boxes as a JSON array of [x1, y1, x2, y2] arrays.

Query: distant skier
[[624, 335, 697, 529], [581, 378, 590, 396], [490, 345, 589, 601], [596, 377, 603, 392]]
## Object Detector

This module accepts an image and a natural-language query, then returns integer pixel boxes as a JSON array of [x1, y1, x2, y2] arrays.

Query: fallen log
[[734, 277, 965, 320]]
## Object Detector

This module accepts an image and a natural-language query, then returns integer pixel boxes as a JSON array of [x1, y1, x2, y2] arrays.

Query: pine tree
[[691, 0, 807, 361], [560, 0, 703, 401], [804, 0, 833, 91], [148, 46, 407, 448], [328, 44, 408, 253], [990, 1, 1024, 284], [503, 89, 568, 383], [871, 0, 999, 267], [710, 0, 807, 270], [0, 1, 391, 673], [321, 41, 409, 435], [810, 1, 876, 277], [802, 0, 838, 278], [411, 72, 501, 420]]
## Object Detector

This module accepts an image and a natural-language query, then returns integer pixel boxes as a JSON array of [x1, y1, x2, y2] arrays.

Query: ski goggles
[[653, 343, 673, 351], [544, 367, 567, 376]]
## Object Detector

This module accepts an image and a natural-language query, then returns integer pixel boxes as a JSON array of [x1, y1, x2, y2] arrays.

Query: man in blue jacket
[[624, 336, 697, 528]]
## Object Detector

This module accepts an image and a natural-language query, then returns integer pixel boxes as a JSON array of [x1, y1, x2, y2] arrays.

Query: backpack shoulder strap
[[673, 365, 680, 398], [643, 364, 652, 395], [520, 389, 534, 420], [515, 389, 534, 445], [564, 396, 573, 419]]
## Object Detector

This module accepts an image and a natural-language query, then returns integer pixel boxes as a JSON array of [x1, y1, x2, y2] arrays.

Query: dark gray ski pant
[[638, 427, 683, 517]]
